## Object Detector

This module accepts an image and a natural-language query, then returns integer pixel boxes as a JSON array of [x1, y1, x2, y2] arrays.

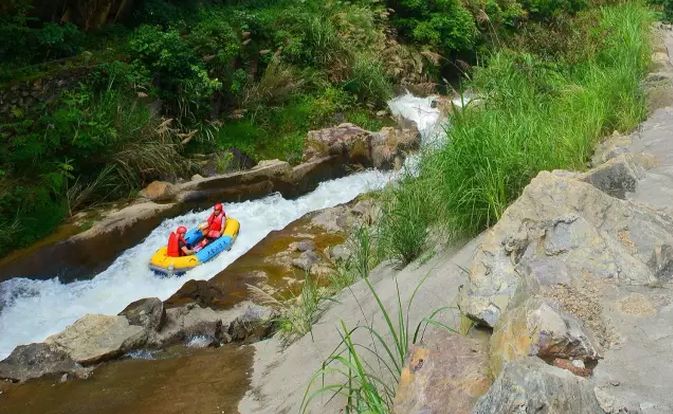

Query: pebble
[[610, 380, 621, 386], [571, 360, 586, 369]]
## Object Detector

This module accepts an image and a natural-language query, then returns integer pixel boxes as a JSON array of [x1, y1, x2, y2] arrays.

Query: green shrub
[[649, 0, 673, 21], [388, 0, 479, 54], [129, 25, 221, 119]]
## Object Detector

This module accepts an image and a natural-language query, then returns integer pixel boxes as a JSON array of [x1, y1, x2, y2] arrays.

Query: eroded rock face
[[458, 171, 673, 327], [489, 297, 601, 377], [0, 343, 87, 382], [392, 330, 491, 414], [119, 297, 166, 331], [473, 358, 603, 414], [303, 123, 420, 169], [46, 314, 147, 365]]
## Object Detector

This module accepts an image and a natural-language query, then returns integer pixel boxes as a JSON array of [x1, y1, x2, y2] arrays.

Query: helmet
[[177, 226, 187, 234], [214, 203, 223, 211]]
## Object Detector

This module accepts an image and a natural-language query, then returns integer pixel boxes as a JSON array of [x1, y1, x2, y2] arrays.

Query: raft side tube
[[195, 219, 240, 263]]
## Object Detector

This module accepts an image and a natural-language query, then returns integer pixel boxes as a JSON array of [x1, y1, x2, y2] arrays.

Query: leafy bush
[[129, 25, 221, 119], [0, 9, 83, 65], [388, 0, 479, 54]]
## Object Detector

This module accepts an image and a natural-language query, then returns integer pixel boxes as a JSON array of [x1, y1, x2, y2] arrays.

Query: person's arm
[[181, 245, 195, 255]]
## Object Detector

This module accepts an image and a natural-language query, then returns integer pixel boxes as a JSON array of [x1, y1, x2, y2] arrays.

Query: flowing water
[[0, 93, 448, 359]]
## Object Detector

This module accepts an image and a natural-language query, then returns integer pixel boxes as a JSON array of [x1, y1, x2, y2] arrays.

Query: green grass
[[381, 2, 653, 261], [301, 275, 456, 413]]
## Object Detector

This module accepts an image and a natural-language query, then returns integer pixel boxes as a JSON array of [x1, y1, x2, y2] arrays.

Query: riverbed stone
[[489, 297, 601, 377], [46, 314, 147, 365], [291, 250, 320, 272], [227, 304, 276, 343], [119, 297, 166, 331], [0, 343, 88, 382], [473, 358, 603, 414], [152, 304, 224, 347], [392, 329, 491, 414]]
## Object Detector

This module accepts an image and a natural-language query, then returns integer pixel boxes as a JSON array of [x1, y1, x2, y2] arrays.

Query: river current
[[0, 93, 449, 358]]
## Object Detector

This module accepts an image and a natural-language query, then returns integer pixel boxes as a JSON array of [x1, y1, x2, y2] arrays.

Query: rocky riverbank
[[0, 190, 381, 382], [237, 25, 673, 414], [0, 122, 418, 282]]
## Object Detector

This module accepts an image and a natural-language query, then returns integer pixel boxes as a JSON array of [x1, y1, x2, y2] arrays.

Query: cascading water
[[0, 93, 448, 358]]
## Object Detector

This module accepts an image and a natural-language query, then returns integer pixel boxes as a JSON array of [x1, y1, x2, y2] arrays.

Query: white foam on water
[[0, 93, 447, 359]]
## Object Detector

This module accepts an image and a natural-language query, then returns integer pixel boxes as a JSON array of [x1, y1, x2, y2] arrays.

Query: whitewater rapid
[[0, 93, 447, 358]]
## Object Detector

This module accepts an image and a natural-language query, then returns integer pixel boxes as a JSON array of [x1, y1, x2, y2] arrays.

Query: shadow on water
[[0, 344, 253, 414]]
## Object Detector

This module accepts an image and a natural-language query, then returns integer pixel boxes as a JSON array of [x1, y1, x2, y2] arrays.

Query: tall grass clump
[[301, 276, 454, 413], [384, 2, 653, 251]]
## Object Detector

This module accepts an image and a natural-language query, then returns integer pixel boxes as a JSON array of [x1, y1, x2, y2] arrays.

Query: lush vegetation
[[0, 0, 653, 256], [294, 2, 654, 413], [379, 1, 654, 264]]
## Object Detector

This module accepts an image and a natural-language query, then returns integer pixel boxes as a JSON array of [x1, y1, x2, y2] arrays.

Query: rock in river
[[0, 343, 88, 382], [46, 314, 147, 365], [119, 297, 166, 331]]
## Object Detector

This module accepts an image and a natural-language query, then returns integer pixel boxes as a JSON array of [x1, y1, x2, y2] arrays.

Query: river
[[0, 93, 447, 359]]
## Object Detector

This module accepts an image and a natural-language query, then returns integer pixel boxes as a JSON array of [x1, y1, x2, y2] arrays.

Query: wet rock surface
[[0, 343, 88, 382], [119, 297, 166, 331], [303, 123, 419, 169]]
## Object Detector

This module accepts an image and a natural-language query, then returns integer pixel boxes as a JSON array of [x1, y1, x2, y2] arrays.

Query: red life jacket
[[207, 211, 226, 233], [167, 232, 180, 257], [167, 232, 188, 257]]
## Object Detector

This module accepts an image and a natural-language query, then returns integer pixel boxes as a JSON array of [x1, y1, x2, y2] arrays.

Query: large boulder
[[119, 297, 166, 331], [46, 314, 147, 365], [392, 330, 491, 414], [371, 126, 421, 169], [489, 297, 602, 376], [458, 171, 673, 327], [151, 304, 225, 347], [140, 181, 177, 202], [303, 123, 420, 169], [0, 343, 87, 382], [151, 301, 276, 347], [473, 358, 603, 414]]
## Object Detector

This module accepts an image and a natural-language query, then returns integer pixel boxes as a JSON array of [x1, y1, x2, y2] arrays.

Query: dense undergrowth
[[0, 0, 582, 256], [380, 1, 655, 265]]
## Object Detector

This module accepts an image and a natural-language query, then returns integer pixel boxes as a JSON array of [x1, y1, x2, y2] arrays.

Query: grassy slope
[[381, 2, 654, 263]]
